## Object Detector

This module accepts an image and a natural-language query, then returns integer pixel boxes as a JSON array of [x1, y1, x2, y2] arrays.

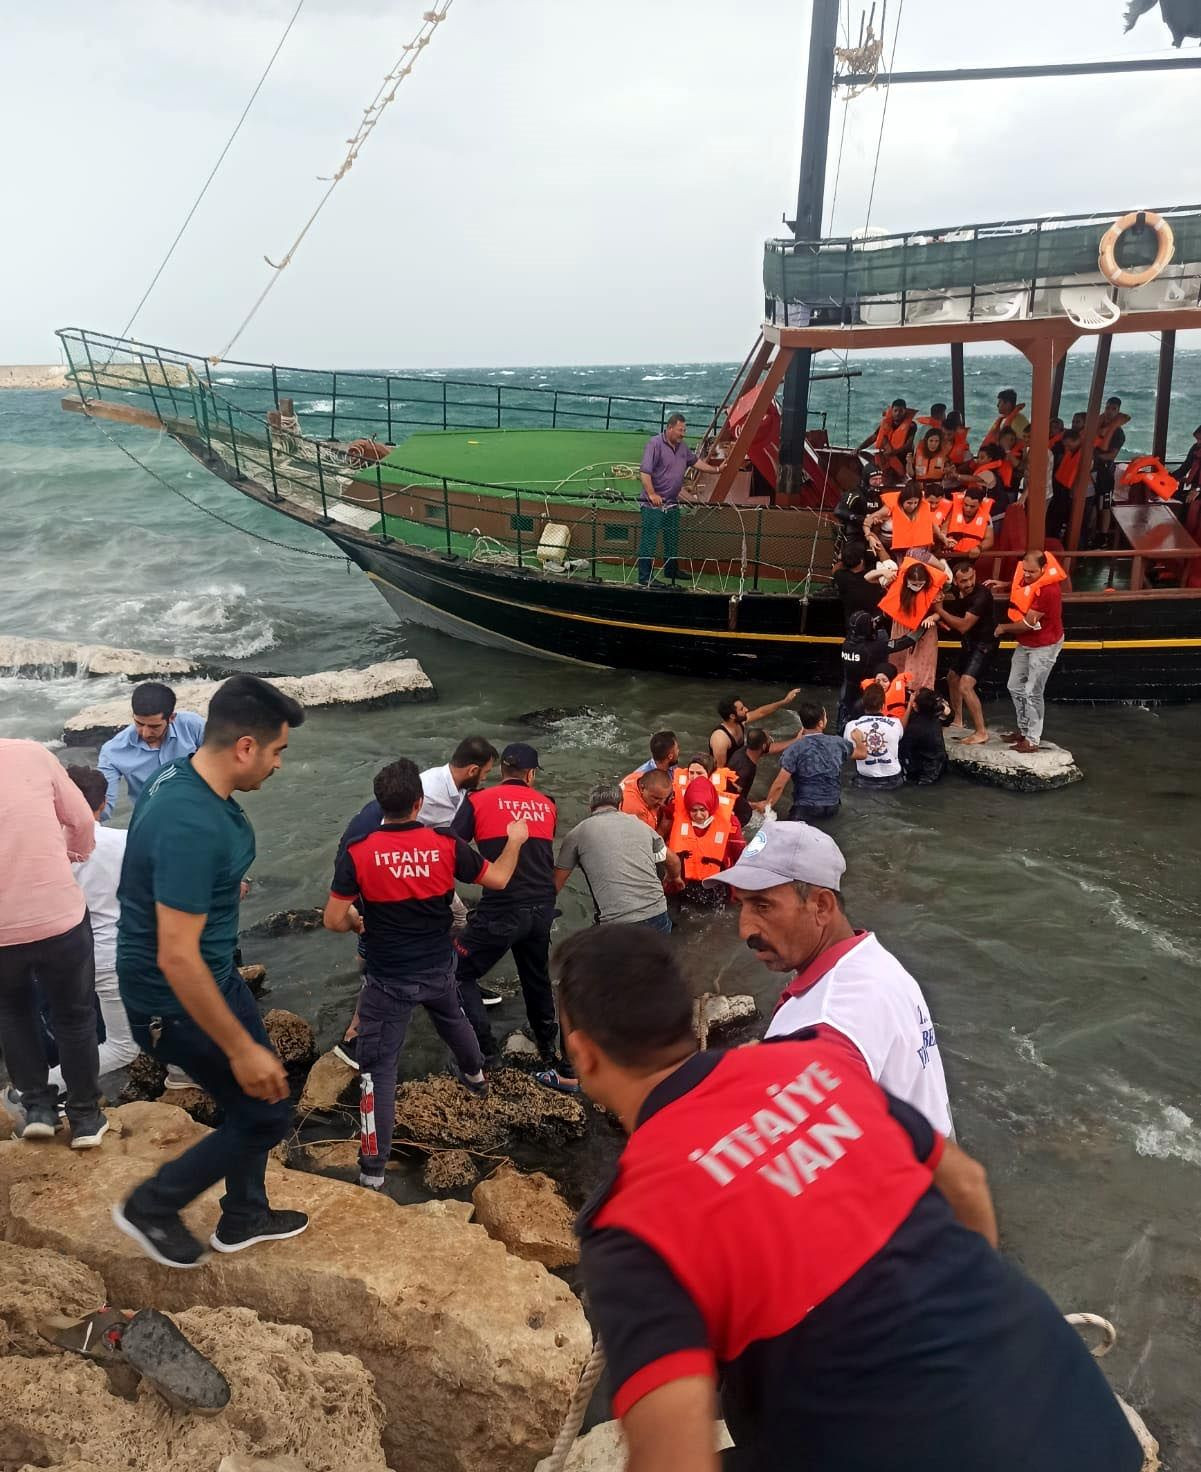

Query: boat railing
[[764, 203, 1201, 327], [55, 328, 720, 444]]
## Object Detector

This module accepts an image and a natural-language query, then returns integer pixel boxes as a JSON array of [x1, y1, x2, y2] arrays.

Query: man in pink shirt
[[0, 740, 107, 1147]]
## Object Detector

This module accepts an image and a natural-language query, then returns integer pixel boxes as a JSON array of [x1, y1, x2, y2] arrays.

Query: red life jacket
[[881, 492, 936, 551], [878, 556, 950, 631], [1048, 431, 1064, 450], [860, 670, 913, 718], [874, 409, 915, 454], [1008, 554, 1067, 623], [945, 494, 994, 551]]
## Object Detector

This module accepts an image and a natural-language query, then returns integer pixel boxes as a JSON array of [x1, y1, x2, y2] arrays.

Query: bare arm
[[623, 1377, 720, 1472], [937, 606, 979, 635], [709, 729, 732, 767], [765, 767, 790, 810], [661, 847, 682, 883], [51, 758, 96, 862], [933, 1139, 998, 1247], [156, 904, 287, 1102], [746, 688, 800, 723], [848, 730, 868, 760], [476, 821, 529, 891], [553, 866, 574, 894], [323, 895, 364, 934], [640, 471, 662, 508]]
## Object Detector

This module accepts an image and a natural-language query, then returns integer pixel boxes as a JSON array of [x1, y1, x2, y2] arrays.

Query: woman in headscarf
[[667, 777, 745, 908]]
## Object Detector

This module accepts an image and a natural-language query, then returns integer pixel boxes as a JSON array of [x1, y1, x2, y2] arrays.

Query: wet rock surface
[[472, 1165, 578, 1269], [946, 734, 1082, 792], [297, 1050, 358, 1116], [251, 909, 325, 938], [393, 1067, 587, 1152], [263, 1009, 317, 1069], [697, 994, 758, 1041], [0, 634, 200, 680]]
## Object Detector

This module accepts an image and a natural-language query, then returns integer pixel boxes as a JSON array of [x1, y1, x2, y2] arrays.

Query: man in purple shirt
[[636, 414, 720, 587]]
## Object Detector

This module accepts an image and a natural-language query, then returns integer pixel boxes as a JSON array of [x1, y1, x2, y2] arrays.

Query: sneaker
[[448, 1057, 489, 1099], [478, 985, 504, 1008], [16, 1101, 60, 1141], [70, 1113, 110, 1150], [210, 1208, 309, 1254], [163, 1068, 199, 1091], [358, 1172, 385, 1192], [333, 1035, 360, 1070], [112, 1198, 209, 1270]]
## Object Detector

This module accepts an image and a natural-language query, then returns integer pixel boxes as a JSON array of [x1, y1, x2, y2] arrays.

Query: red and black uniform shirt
[[578, 1031, 1141, 1472], [330, 820, 486, 980], [450, 779, 556, 908]]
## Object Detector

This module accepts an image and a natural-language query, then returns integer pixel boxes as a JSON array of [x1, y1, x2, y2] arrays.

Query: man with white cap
[[705, 821, 952, 1136]]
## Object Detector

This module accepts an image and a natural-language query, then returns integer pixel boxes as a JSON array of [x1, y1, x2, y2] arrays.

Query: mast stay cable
[[861, 0, 905, 240], [111, 0, 306, 359], [212, 1, 454, 365]]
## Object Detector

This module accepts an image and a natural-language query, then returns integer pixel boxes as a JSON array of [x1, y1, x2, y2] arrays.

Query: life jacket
[[668, 791, 737, 881], [945, 493, 994, 551], [912, 446, 947, 484], [1048, 430, 1064, 450], [947, 427, 973, 467], [927, 495, 954, 526], [874, 408, 915, 454], [877, 555, 950, 630], [860, 670, 913, 718], [673, 767, 737, 802], [974, 458, 1014, 491], [1121, 455, 1179, 501], [980, 404, 1026, 450], [1094, 414, 1131, 456], [880, 491, 936, 551], [1053, 446, 1082, 491], [1008, 553, 1067, 623]]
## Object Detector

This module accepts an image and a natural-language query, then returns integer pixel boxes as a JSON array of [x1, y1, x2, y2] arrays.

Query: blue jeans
[[125, 978, 291, 1229], [635, 911, 673, 933], [637, 505, 680, 584], [357, 959, 483, 1173]]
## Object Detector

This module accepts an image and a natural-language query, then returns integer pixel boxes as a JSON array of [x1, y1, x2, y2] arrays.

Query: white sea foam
[[640, 374, 668, 381], [303, 399, 334, 413], [1076, 877, 1201, 965], [542, 710, 622, 752], [1102, 1074, 1201, 1168], [214, 376, 239, 386]]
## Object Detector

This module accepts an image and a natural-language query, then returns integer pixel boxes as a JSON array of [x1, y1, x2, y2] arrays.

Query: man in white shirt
[[705, 820, 952, 1136], [844, 683, 907, 792], [419, 736, 498, 829]]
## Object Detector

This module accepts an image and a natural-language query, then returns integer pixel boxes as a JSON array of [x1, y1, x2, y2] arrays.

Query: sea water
[[2, 356, 1200, 1463]]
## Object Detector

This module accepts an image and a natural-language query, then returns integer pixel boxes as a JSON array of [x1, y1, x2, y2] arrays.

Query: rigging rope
[[112, 0, 306, 357], [861, 0, 905, 240], [212, 1, 454, 365]]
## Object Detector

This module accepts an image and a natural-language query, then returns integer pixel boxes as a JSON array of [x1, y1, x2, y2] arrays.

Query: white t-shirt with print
[[844, 715, 904, 779]]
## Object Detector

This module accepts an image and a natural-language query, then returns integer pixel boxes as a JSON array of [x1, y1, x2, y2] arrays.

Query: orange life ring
[[1098, 210, 1175, 290]]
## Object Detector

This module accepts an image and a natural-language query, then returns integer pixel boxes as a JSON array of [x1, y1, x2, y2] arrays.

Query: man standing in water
[[113, 676, 306, 1269], [563, 924, 1143, 1472], [709, 689, 800, 768], [98, 682, 205, 821], [636, 414, 721, 588]]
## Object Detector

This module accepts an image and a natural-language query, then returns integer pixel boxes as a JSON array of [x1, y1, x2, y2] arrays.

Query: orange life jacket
[[974, 457, 1015, 491], [878, 555, 950, 630], [1121, 455, 1179, 501], [1053, 446, 1082, 491], [881, 491, 936, 551], [1048, 430, 1064, 450], [1008, 553, 1067, 623], [916, 415, 946, 430], [980, 404, 1026, 451], [672, 768, 735, 806], [1094, 414, 1131, 456], [928, 495, 954, 525], [945, 493, 994, 551], [860, 670, 913, 718], [912, 447, 948, 484], [947, 427, 973, 467], [874, 408, 916, 454], [668, 790, 737, 882]]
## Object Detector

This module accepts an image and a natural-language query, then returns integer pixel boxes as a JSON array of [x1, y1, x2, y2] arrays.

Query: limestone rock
[[0, 634, 198, 681], [423, 1149, 478, 1191], [62, 660, 436, 744], [698, 994, 758, 1040], [160, 1085, 221, 1127], [118, 1051, 168, 1103], [472, 1165, 578, 1269], [0, 1240, 107, 1357], [535, 1419, 732, 1472], [0, 1101, 591, 1472], [238, 962, 268, 995], [297, 1050, 358, 1116], [946, 734, 1082, 792], [394, 1067, 586, 1152], [263, 1010, 317, 1069], [252, 909, 325, 938], [502, 1031, 541, 1061], [0, 1304, 387, 1472]]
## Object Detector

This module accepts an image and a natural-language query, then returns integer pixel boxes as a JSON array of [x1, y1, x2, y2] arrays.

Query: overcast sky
[[3, 0, 1197, 368]]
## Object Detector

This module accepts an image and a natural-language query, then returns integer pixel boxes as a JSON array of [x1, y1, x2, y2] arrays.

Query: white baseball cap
[[703, 820, 846, 893]]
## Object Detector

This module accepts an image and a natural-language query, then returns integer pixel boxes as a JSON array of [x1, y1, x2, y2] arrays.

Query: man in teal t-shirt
[[112, 675, 307, 1270]]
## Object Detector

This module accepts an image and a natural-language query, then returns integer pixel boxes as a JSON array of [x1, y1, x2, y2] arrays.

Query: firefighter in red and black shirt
[[451, 743, 575, 1089], [559, 924, 1142, 1472]]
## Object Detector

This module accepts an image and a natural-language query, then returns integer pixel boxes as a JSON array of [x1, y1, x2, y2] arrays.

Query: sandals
[[533, 1068, 581, 1095]]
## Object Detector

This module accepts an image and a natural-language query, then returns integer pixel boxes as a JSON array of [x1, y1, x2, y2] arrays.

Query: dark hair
[[745, 726, 771, 753], [717, 695, 741, 721], [929, 402, 947, 416], [842, 540, 867, 571], [861, 684, 886, 714], [1106, 396, 1122, 408], [553, 923, 696, 1069], [450, 736, 498, 769], [952, 558, 976, 575], [899, 482, 922, 508], [131, 682, 176, 719], [913, 687, 939, 717], [684, 752, 715, 774], [649, 730, 677, 763], [798, 701, 825, 730], [890, 398, 907, 410], [1064, 427, 1082, 444], [998, 389, 1018, 407], [66, 764, 107, 812], [373, 757, 423, 817], [921, 428, 943, 451], [945, 410, 963, 431], [1071, 412, 1087, 428], [874, 661, 898, 680], [1025, 549, 1049, 569], [589, 781, 623, 812], [899, 564, 930, 617], [202, 675, 305, 750], [665, 412, 686, 430]]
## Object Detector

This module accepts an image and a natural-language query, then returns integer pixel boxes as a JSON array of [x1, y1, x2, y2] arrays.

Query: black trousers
[[454, 901, 558, 1058], [0, 914, 99, 1127]]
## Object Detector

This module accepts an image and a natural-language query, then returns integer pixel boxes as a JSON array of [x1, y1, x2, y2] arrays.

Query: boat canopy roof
[[764, 204, 1201, 326]]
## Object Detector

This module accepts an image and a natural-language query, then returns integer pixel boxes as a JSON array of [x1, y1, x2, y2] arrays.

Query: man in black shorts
[[938, 560, 998, 746]]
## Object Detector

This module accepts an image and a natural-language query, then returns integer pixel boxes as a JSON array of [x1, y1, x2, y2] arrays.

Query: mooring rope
[[543, 1340, 607, 1472]]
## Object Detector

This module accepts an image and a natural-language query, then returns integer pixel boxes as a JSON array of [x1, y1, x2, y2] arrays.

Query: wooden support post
[[715, 337, 773, 446], [950, 342, 965, 417], [710, 349, 794, 504], [1067, 333, 1113, 558], [1049, 349, 1067, 420], [1152, 330, 1176, 462], [1024, 337, 1055, 550]]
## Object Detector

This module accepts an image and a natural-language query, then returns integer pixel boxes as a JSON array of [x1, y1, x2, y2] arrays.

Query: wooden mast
[[1067, 333, 1113, 557], [1153, 330, 1176, 460]]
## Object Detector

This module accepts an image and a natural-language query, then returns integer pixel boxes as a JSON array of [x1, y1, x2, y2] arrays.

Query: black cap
[[501, 742, 540, 770]]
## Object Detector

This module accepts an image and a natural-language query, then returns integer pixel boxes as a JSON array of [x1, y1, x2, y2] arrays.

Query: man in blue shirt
[[765, 702, 867, 822], [98, 682, 205, 820], [636, 415, 720, 588]]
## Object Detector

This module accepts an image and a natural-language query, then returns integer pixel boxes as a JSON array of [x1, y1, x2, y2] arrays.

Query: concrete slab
[[62, 659, 436, 744], [946, 733, 1082, 792], [0, 634, 199, 680]]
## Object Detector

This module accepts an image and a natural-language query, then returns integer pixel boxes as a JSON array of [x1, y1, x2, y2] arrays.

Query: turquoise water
[[2, 357, 1201, 1463]]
